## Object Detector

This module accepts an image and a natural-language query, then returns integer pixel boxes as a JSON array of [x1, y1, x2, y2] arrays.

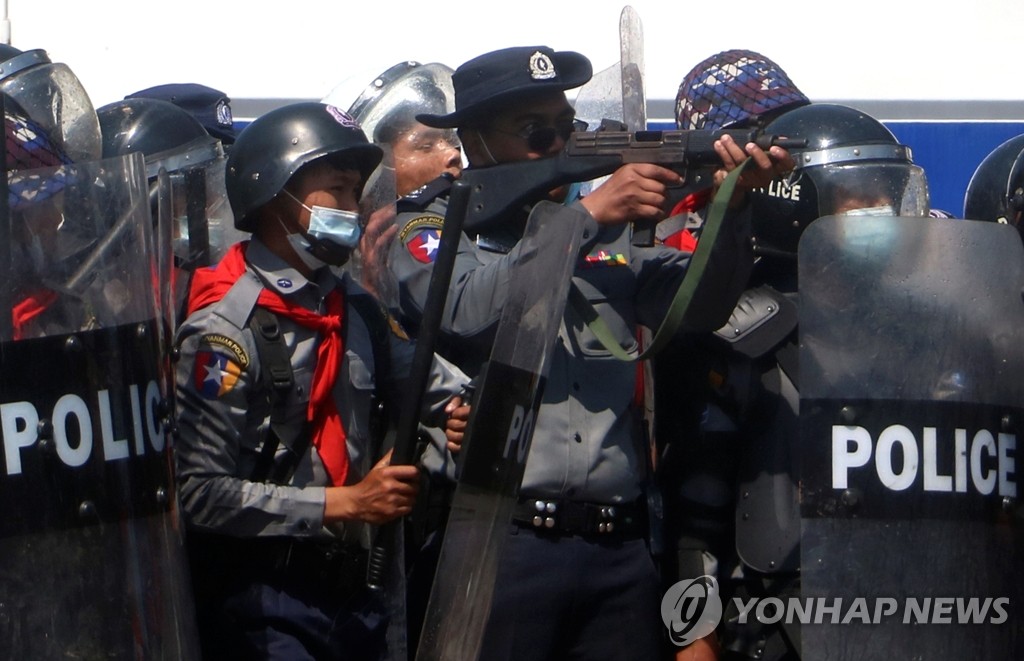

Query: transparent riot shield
[[416, 201, 587, 661], [799, 215, 1024, 659], [347, 145, 400, 310], [0, 152, 200, 658], [155, 151, 242, 329]]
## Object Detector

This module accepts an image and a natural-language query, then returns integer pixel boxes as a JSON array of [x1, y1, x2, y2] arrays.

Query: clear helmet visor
[[163, 156, 240, 266], [0, 56, 101, 163], [325, 61, 461, 196], [813, 160, 929, 219]]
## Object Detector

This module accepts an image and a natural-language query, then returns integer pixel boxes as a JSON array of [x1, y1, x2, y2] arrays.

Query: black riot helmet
[[98, 98, 223, 178], [226, 102, 382, 231], [962, 134, 1024, 234], [97, 95, 240, 279], [749, 103, 929, 260]]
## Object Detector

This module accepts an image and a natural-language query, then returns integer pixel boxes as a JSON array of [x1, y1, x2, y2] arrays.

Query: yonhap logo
[[661, 575, 723, 646]]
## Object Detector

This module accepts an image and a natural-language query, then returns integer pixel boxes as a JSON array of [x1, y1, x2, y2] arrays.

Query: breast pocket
[[342, 346, 377, 443], [569, 271, 639, 358]]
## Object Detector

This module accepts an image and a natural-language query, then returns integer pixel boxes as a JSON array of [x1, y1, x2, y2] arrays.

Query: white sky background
[[11, 0, 1023, 116]]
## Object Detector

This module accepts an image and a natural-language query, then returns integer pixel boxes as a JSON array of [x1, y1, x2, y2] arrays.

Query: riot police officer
[[173, 101, 468, 660], [323, 60, 463, 315], [333, 60, 462, 199], [325, 60, 467, 654], [659, 49, 810, 253], [98, 96, 244, 326], [387, 45, 792, 661], [963, 133, 1024, 232], [658, 101, 930, 661]]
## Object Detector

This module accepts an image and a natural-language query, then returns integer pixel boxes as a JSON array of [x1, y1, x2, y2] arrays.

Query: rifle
[[459, 126, 806, 237]]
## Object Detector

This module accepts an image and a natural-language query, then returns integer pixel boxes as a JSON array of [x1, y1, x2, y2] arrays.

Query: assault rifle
[[459, 126, 806, 241]]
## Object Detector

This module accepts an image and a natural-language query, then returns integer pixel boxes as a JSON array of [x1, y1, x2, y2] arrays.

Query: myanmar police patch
[[194, 350, 242, 399], [401, 214, 445, 264], [193, 334, 249, 399]]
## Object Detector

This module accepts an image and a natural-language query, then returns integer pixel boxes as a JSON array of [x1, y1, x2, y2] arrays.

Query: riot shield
[[347, 144, 401, 310], [0, 152, 200, 658], [155, 147, 241, 328], [799, 215, 1024, 658], [415, 201, 587, 661]]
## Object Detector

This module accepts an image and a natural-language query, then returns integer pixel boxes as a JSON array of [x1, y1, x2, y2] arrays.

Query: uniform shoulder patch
[[401, 214, 446, 264], [199, 333, 250, 369], [193, 350, 243, 399], [399, 213, 445, 242]]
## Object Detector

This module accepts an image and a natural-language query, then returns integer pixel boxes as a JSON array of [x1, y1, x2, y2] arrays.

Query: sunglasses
[[487, 119, 587, 152]]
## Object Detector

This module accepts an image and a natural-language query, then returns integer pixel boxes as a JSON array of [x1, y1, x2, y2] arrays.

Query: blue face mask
[[284, 189, 363, 248], [308, 205, 362, 248]]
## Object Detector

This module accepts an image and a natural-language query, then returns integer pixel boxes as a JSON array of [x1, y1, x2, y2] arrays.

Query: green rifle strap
[[570, 158, 753, 362]]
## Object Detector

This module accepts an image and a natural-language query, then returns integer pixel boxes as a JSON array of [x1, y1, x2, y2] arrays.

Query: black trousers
[[187, 533, 387, 661], [478, 525, 663, 661]]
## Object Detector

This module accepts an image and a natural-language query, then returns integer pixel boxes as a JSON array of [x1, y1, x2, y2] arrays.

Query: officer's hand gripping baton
[[365, 180, 471, 592]]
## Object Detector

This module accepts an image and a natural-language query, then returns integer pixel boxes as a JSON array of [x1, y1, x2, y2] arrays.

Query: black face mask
[[308, 237, 352, 267]]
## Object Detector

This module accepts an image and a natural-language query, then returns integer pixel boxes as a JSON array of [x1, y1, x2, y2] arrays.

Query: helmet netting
[[675, 49, 809, 131]]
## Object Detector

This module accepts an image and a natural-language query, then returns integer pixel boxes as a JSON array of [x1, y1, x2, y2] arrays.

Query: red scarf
[[188, 242, 350, 485], [12, 289, 59, 340], [664, 190, 712, 253]]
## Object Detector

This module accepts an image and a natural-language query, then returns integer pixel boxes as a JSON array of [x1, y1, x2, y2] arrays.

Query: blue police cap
[[417, 46, 592, 129], [127, 83, 237, 144]]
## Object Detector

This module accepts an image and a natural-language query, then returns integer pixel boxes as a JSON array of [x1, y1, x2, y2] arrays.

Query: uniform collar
[[245, 237, 336, 296]]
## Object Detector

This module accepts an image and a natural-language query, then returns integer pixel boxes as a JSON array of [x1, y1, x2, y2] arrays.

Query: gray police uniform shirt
[[391, 194, 753, 505], [174, 238, 466, 542]]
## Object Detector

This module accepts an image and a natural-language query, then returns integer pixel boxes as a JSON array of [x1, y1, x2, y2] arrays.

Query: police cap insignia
[[529, 51, 557, 80], [215, 99, 233, 128]]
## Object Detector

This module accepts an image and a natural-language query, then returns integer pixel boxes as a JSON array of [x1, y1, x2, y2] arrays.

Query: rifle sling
[[570, 158, 752, 362]]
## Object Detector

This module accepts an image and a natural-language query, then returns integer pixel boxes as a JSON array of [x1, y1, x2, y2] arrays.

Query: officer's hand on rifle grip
[[580, 163, 683, 225]]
